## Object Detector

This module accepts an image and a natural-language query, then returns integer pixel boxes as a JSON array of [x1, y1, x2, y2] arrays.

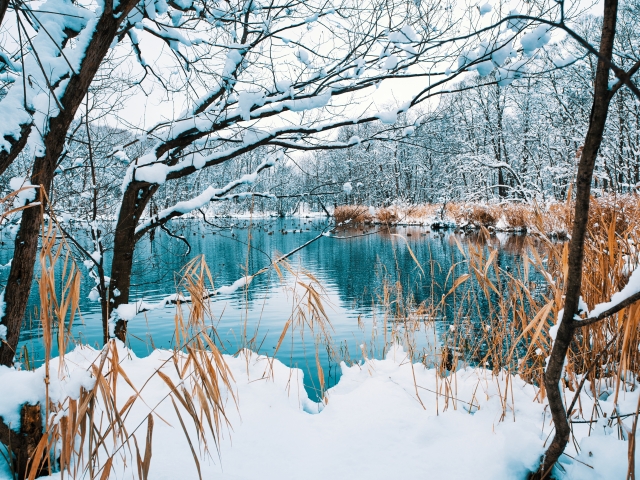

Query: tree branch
[[577, 290, 640, 327]]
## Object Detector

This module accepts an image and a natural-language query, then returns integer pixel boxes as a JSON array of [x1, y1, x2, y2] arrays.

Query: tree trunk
[[498, 167, 507, 198], [109, 183, 154, 342], [0, 0, 141, 366], [0, 157, 53, 366], [0, 403, 44, 479], [533, 1, 619, 477], [0, 124, 32, 178]]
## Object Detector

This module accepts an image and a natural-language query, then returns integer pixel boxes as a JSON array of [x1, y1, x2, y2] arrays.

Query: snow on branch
[[578, 266, 640, 327], [112, 0, 584, 200], [134, 151, 282, 237], [0, 0, 95, 155]]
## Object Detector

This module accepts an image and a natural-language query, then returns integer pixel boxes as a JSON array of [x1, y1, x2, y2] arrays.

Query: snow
[[496, 59, 527, 86], [383, 54, 399, 70], [343, 182, 353, 194], [0, 342, 636, 479], [473, 60, 494, 76], [400, 25, 419, 42], [216, 276, 252, 294], [479, 2, 492, 15], [495, 216, 509, 230], [297, 48, 310, 65], [238, 91, 267, 121], [88, 288, 100, 302], [377, 109, 398, 125], [304, 13, 320, 23], [458, 49, 477, 69], [520, 25, 552, 56], [114, 302, 139, 321], [588, 266, 640, 318], [275, 79, 292, 93], [280, 91, 332, 113], [222, 48, 243, 79], [9, 177, 37, 206], [388, 25, 419, 43], [491, 40, 516, 66], [0, 363, 93, 431], [134, 163, 170, 185], [552, 54, 577, 68], [507, 10, 526, 32]]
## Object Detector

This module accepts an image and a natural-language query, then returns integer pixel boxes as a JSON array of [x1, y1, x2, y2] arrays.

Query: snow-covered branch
[[134, 152, 281, 237], [578, 267, 640, 327]]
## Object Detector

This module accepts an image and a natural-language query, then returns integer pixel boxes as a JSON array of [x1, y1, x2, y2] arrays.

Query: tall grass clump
[[433, 198, 639, 437], [4, 239, 237, 479], [335, 194, 640, 237], [333, 205, 373, 225], [350, 194, 640, 428], [541, 196, 640, 403]]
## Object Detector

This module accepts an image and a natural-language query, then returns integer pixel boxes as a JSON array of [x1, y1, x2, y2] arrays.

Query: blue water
[[0, 217, 535, 401]]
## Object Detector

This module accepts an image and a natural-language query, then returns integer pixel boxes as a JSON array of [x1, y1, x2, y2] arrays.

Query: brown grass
[[16, 244, 237, 480], [335, 195, 640, 238], [338, 193, 640, 428], [334, 205, 373, 224], [500, 203, 529, 229], [376, 207, 399, 224]]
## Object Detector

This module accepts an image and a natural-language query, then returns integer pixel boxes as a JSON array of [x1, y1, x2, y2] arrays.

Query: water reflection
[[0, 218, 540, 401]]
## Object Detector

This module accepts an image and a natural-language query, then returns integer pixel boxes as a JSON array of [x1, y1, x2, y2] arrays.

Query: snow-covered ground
[[0, 342, 636, 480]]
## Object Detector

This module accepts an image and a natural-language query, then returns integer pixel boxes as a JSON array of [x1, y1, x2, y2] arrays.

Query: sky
[[109, 0, 604, 140]]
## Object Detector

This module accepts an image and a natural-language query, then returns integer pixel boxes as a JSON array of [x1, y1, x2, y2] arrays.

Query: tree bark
[[533, 1, 619, 477], [0, 403, 44, 479], [109, 183, 154, 342], [0, 124, 32, 178], [0, 0, 140, 366], [0, 0, 9, 35]]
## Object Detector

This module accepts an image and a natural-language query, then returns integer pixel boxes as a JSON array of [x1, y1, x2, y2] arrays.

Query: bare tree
[[67, 0, 564, 341], [531, 0, 640, 477], [0, 0, 146, 365]]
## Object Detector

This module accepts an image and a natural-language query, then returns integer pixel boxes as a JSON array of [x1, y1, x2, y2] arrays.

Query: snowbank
[[0, 343, 636, 479]]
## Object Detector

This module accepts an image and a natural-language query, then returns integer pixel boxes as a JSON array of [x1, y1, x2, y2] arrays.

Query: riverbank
[[333, 195, 640, 238], [0, 341, 633, 480]]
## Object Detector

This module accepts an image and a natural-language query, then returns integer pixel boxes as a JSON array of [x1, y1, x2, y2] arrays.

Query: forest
[[0, 0, 639, 477]]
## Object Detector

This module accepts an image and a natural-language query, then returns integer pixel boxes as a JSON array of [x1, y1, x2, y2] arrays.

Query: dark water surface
[[0, 217, 536, 401]]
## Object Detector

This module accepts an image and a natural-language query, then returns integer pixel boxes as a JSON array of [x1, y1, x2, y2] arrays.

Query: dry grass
[[336, 195, 640, 238], [339, 194, 640, 430], [544, 197, 640, 389], [270, 259, 336, 399], [376, 207, 399, 225], [14, 245, 237, 480], [500, 203, 530, 229], [334, 205, 373, 224], [13, 246, 341, 478]]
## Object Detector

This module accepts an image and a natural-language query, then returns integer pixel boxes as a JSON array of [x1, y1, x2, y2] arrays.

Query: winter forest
[[0, 0, 640, 477]]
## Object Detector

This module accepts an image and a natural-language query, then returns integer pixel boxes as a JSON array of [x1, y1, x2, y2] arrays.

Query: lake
[[0, 217, 539, 401]]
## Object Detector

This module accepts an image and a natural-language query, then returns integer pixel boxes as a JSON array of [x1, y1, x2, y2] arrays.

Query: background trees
[[0, 0, 639, 474], [0, 0, 572, 354]]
